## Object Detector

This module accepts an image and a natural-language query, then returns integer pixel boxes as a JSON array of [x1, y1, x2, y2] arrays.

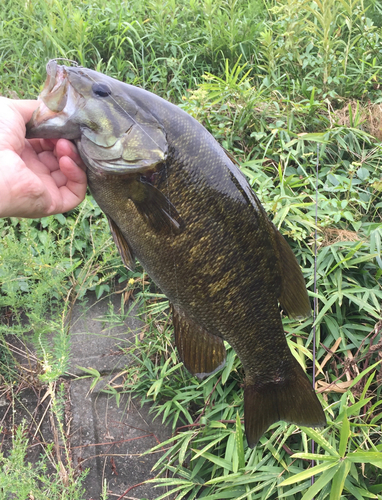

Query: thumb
[[6, 99, 40, 124]]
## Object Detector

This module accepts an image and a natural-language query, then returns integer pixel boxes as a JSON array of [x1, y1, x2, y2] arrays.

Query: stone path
[[0, 294, 172, 500]]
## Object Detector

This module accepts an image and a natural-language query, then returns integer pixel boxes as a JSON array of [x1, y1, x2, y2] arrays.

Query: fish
[[26, 61, 326, 447]]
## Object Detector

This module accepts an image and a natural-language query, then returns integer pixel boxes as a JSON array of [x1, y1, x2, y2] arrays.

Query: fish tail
[[244, 357, 326, 448]]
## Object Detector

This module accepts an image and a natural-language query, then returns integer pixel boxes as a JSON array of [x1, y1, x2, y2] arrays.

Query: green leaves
[[0, 422, 87, 500], [278, 404, 382, 499], [234, 413, 245, 472], [338, 411, 350, 457]]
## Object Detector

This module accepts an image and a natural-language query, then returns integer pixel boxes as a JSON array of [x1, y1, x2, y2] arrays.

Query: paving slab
[[68, 293, 145, 376], [68, 294, 171, 499], [70, 377, 170, 499], [1, 293, 173, 500]]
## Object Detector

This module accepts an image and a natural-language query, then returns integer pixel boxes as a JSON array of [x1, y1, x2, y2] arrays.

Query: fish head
[[26, 61, 168, 174]]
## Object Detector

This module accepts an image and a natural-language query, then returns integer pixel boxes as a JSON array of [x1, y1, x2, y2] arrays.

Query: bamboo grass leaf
[[301, 464, 341, 500], [279, 460, 339, 487], [299, 427, 340, 456], [347, 452, 382, 466], [338, 411, 350, 457], [191, 450, 233, 471], [291, 453, 339, 461], [344, 477, 378, 499], [330, 460, 351, 500], [348, 361, 382, 390], [313, 294, 338, 326], [234, 412, 245, 472]]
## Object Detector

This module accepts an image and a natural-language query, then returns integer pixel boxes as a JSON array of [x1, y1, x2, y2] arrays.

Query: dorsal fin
[[273, 226, 311, 319]]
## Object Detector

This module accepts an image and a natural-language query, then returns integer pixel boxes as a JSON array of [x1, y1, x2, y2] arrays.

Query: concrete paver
[[68, 293, 171, 499], [1, 293, 172, 500], [71, 378, 170, 499], [68, 294, 144, 376]]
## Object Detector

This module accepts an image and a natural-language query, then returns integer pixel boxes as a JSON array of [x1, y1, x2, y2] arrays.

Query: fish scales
[[89, 121, 279, 358], [26, 62, 326, 446]]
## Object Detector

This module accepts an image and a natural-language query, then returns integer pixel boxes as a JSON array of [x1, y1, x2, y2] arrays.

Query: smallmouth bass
[[26, 61, 326, 447]]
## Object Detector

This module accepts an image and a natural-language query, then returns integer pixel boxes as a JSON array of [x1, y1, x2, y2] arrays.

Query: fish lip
[[26, 62, 80, 137], [40, 62, 69, 112], [42, 60, 59, 94]]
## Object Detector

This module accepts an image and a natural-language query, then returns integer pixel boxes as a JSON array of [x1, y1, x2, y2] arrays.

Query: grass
[[0, 0, 382, 498]]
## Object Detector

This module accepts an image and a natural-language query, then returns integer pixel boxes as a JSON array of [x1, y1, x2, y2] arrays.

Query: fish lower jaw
[[26, 106, 71, 138]]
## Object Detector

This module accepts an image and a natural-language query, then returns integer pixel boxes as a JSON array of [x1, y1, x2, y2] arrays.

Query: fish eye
[[92, 83, 112, 97]]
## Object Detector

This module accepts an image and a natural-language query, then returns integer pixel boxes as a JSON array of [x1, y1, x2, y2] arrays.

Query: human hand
[[0, 97, 87, 218]]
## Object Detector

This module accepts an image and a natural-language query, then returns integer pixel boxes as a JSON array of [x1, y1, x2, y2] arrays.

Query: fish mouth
[[40, 60, 69, 112], [26, 60, 80, 138], [31, 61, 69, 122]]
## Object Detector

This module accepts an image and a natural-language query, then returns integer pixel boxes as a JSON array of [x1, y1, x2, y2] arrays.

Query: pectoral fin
[[274, 227, 311, 319], [106, 215, 135, 271], [130, 178, 184, 235], [172, 306, 226, 379]]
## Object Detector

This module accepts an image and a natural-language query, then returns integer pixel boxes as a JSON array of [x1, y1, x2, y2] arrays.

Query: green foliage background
[[0, 0, 382, 499]]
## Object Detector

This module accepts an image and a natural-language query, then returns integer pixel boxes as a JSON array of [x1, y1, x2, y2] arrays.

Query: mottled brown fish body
[[26, 63, 326, 446], [87, 105, 283, 369]]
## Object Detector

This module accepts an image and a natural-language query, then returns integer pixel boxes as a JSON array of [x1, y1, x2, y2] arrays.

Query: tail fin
[[244, 358, 326, 448]]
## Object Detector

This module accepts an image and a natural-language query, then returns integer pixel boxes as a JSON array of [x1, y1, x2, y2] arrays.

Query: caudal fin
[[244, 358, 326, 448]]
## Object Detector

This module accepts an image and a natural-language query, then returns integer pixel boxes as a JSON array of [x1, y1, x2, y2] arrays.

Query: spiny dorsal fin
[[273, 226, 311, 320], [172, 306, 226, 379], [106, 215, 135, 271], [223, 147, 240, 166]]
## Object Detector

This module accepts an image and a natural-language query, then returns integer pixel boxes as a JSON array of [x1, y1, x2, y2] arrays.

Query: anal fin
[[106, 215, 135, 271], [244, 356, 326, 448], [172, 306, 226, 379]]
